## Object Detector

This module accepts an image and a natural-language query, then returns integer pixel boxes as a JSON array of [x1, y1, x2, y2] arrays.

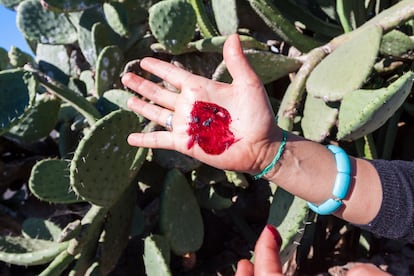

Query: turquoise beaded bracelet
[[307, 145, 352, 215], [252, 129, 287, 180]]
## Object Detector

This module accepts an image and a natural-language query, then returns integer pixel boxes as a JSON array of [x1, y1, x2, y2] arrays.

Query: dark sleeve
[[357, 159, 414, 243]]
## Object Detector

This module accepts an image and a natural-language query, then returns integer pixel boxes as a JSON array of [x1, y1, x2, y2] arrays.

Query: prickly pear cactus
[[211, 0, 238, 35], [29, 159, 82, 204], [267, 187, 309, 264], [42, 0, 104, 12], [0, 236, 68, 266], [213, 49, 302, 84], [143, 235, 172, 276], [149, 0, 197, 54], [7, 94, 61, 143], [0, 69, 37, 135], [160, 169, 204, 256], [337, 71, 414, 140], [306, 25, 383, 101], [70, 110, 144, 207], [22, 218, 62, 242], [95, 45, 123, 97], [16, 0, 78, 44]]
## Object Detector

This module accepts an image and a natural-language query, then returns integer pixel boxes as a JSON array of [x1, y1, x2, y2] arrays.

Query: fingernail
[[266, 224, 282, 248]]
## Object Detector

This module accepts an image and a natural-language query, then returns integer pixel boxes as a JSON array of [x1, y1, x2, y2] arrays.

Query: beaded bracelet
[[307, 145, 352, 215], [252, 129, 287, 180]]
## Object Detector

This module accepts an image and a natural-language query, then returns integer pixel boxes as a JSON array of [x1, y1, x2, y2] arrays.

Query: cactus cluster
[[0, 0, 414, 274]]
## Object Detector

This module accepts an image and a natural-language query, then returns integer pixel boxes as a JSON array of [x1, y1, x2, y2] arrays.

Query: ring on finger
[[165, 113, 173, 131]]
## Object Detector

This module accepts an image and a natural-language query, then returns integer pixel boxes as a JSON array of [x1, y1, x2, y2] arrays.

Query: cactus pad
[[267, 187, 309, 264], [16, 0, 78, 44], [306, 25, 383, 101], [103, 2, 129, 37], [42, 0, 104, 12], [213, 49, 302, 84], [0, 47, 9, 70], [0, 236, 68, 266], [95, 45, 123, 97], [143, 235, 172, 276], [96, 89, 134, 115], [22, 218, 62, 242], [0, 69, 36, 135], [149, 0, 197, 54], [337, 71, 414, 140], [0, 0, 22, 8], [70, 110, 144, 207], [160, 169, 204, 256], [380, 30, 414, 57], [7, 94, 61, 143], [301, 94, 338, 142], [29, 159, 82, 204], [211, 0, 238, 35]]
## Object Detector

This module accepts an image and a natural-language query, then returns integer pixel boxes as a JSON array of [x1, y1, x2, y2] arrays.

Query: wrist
[[252, 128, 286, 179]]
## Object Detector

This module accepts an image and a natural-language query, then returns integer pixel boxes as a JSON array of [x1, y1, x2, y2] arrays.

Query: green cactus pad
[[211, 0, 238, 35], [7, 94, 61, 143], [99, 184, 137, 274], [380, 30, 414, 57], [301, 94, 338, 142], [42, 0, 104, 12], [29, 159, 83, 204], [95, 45, 123, 97], [149, 0, 197, 54], [160, 169, 204, 256], [267, 187, 309, 264], [0, 69, 36, 135], [143, 235, 172, 276], [337, 71, 414, 140], [70, 110, 144, 207], [0, 236, 68, 266], [306, 25, 383, 101], [22, 218, 62, 242], [96, 89, 134, 115], [103, 2, 129, 37], [76, 8, 107, 67], [16, 0, 78, 44], [213, 49, 302, 84], [8, 46, 33, 68], [36, 44, 72, 84]]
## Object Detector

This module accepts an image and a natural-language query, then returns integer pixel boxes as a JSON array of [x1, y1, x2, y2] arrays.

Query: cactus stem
[[188, 0, 219, 38]]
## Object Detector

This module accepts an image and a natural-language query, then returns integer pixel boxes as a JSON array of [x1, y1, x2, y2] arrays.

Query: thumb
[[222, 34, 261, 86], [254, 224, 284, 276]]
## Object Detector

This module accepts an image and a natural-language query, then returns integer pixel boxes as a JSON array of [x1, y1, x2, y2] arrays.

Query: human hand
[[122, 34, 281, 174], [235, 224, 283, 276]]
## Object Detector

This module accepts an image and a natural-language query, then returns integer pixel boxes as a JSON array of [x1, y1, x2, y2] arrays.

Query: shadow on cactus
[[0, 0, 414, 275]]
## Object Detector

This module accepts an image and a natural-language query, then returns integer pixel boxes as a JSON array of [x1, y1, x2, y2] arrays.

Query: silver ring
[[165, 113, 173, 131]]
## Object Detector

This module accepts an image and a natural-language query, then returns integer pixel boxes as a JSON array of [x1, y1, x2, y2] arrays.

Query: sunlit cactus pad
[[70, 110, 143, 207], [16, 0, 78, 44]]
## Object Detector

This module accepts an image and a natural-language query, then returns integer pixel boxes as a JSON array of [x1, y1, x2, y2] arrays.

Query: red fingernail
[[266, 224, 282, 248]]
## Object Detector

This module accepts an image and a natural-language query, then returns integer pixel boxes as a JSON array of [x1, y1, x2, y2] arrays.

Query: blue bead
[[307, 199, 343, 215], [306, 145, 352, 215], [332, 172, 351, 199]]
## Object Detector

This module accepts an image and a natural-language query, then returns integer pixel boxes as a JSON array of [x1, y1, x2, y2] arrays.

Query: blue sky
[[0, 5, 32, 54]]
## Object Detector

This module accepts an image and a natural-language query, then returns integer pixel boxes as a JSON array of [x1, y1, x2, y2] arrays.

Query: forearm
[[262, 132, 382, 225]]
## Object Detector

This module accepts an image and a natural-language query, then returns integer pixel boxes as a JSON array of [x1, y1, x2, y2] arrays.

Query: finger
[[347, 263, 391, 276], [121, 72, 177, 110], [223, 34, 261, 86], [127, 96, 173, 129], [254, 224, 283, 276], [235, 260, 254, 276], [140, 57, 208, 90], [127, 132, 175, 150]]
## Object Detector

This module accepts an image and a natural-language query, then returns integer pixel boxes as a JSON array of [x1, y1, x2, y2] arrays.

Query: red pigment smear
[[187, 101, 237, 155]]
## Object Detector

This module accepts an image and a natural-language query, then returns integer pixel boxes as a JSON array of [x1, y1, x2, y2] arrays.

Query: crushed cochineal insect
[[187, 101, 237, 154]]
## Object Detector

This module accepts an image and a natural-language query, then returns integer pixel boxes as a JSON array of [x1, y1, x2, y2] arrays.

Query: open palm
[[122, 34, 280, 174]]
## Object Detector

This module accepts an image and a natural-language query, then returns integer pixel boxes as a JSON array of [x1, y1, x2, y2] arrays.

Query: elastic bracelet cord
[[307, 145, 352, 215], [253, 129, 287, 180]]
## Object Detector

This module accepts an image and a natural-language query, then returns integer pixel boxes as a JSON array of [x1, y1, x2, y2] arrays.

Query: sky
[[0, 5, 32, 54]]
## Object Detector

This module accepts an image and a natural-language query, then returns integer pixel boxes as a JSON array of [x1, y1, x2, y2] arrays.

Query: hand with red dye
[[122, 34, 280, 174]]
